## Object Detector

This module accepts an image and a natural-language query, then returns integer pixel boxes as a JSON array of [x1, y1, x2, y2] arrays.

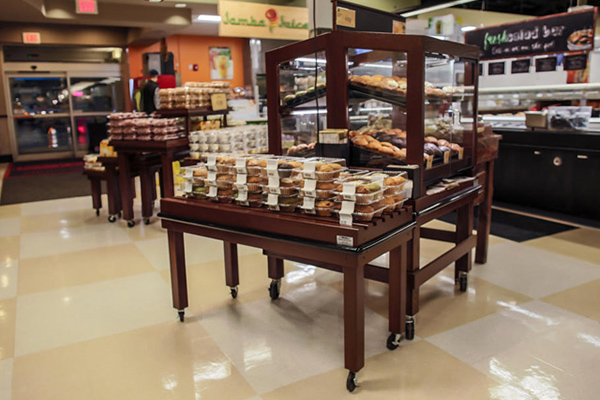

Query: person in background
[[133, 79, 147, 112], [142, 70, 160, 114]]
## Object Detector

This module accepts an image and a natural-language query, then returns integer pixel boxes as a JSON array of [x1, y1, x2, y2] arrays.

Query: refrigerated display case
[[266, 31, 480, 196]]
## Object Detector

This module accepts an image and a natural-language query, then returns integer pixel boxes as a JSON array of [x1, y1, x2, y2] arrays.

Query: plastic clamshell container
[[365, 171, 409, 195], [300, 188, 335, 199], [301, 157, 347, 180], [190, 143, 201, 151]]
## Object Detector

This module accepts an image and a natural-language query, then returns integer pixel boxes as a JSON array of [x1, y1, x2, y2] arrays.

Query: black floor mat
[[1, 172, 106, 205], [439, 207, 577, 242]]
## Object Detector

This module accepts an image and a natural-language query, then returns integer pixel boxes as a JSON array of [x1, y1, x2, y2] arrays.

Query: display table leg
[[455, 202, 474, 279], [343, 262, 365, 374], [158, 168, 165, 199], [267, 257, 284, 280], [106, 168, 121, 215], [118, 153, 135, 221], [168, 230, 188, 311], [90, 177, 102, 212], [407, 227, 421, 316], [160, 152, 175, 198], [388, 245, 407, 336], [476, 160, 494, 264], [139, 168, 154, 220], [224, 242, 239, 288]]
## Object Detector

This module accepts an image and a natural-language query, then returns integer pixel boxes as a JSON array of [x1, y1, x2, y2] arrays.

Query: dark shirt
[[142, 80, 159, 114]]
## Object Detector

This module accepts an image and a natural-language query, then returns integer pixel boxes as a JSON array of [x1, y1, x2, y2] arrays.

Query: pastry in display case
[[266, 31, 480, 197]]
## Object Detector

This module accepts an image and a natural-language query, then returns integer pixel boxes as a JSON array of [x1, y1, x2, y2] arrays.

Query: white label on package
[[266, 159, 278, 177], [340, 201, 355, 215], [236, 173, 247, 185], [342, 183, 357, 201], [267, 194, 279, 206], [207, 155, 217, 170], [267, 177, 280, 194], [208, 186, 218, 197], [237, 190, 248, 202], [183, 181, 192, 193], [303, 179, 317, 197], [336, 235, 354, 247], [184, 168, 193, 178], [235, 158, 247, 174], [207, 171, 217, 182], [301, 196, 315, 210], [303, 161, 317, 179], [234, 183, 248, 191], [339, 214, 353, 226]]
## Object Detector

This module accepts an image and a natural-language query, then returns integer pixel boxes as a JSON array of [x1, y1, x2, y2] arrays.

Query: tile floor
[[0, 194, 599, 399]]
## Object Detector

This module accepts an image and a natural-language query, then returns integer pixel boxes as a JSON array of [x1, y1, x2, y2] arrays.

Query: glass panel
[[74, 115, 109, 153], [348, 49, 408, 167], [9, 77, 69, 115], [14, 117, 72, 154], [70, 77, 124, 112], [279, 52, 327, 156]]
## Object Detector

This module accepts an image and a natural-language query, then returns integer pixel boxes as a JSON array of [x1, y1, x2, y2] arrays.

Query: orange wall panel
[[128, 35, 245, 88]]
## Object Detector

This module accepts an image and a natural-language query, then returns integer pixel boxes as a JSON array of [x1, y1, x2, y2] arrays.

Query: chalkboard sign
[[536, 57, 557, 72], [511, 59, 531, 74], [465, 8, 596, 60], [564, 54, 588, 71], [479, 63, 483, 76], [488, 61, 506, 75], [333, 0, 405, 34]]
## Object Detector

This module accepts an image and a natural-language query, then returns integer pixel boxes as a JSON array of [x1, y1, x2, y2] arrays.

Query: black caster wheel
[[386, 332, 402, 350], [230, 286, 238, 299], [108, 215, 117, 223], [127, 220, 135, 228], [346, 371, 358, 392], [405, 318, 415, 341], [178, 310, 184, 322], [95, 209, 100, 217], [459, 273, 468, 292], [144, 218, 150, 225], [268, 279, 281, 300]]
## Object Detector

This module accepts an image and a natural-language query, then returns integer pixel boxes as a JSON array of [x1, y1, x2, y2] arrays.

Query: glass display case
[[266, 31, 480, 196]]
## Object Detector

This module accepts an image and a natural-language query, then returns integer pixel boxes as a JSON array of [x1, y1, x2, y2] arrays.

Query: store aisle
[[0, 197, 599, 399]]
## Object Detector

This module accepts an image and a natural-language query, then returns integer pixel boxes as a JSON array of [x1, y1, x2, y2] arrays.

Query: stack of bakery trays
[[106, 112, 184, 142], [188, 125, 268, 158], [299, 158, 346, 216], [234, 155, 272, 207], [334, 171, 409, 225]]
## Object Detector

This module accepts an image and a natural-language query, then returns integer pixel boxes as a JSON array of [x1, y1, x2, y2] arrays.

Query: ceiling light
[[175, 3, 186, 7], [196, 14, 222, 22], [400, 0, 477, 18], [461, 26, 477, 32], [147, 0, 163, 2]]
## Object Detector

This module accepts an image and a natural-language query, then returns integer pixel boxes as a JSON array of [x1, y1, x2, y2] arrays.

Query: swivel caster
[[346, 371, 358, 392], [127, 220, 135, 228], [144, 218, 150, 225], [386, 332, 402, 350], [95, 209, 100, 217], [178, 310, 185, 322], [230, 286, 238, 299], [405, 317, 415, 341], [458, 272, 468, 292], [108, 215, 117, 223], [268, 279, 281, 300]]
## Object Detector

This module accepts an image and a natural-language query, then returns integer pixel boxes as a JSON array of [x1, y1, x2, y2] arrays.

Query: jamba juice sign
[[219, 1, 309, 40]]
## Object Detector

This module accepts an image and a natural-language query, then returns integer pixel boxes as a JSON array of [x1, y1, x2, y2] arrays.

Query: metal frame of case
[[266, 30, 480, 198]]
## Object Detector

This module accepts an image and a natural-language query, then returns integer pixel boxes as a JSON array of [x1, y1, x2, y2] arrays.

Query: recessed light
[[175, 3, 186, 7], [147, 0, 163, 3], [461, 26, 477, 32], [196, 14, 222, 22]]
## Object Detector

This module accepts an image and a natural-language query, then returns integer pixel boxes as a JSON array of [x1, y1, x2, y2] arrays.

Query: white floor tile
[[470, 242, 600, 298], [19, 196, 93, 217], [19, 223, 132, 259], [0, 260, 18, 300], [0, 218, 20, 237], [0, 358, 13, 400], [199, 284, 390, 394], [14, 273, 174, 356]]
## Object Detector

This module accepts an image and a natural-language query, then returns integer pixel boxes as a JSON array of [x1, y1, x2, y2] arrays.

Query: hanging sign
[[564, 54, 588, 71], [334, 1, 405, 34], [465, 8, 596, 60], [535, 57, 558, 72], [488, 61, 505, 75], [218, 1, 309, 41], [511, 59, 531, 74]]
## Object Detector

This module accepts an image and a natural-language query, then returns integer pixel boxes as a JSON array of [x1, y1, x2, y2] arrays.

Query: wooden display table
[[159, 198, 414, 391], [111, 139, 189, 227], [83, 157, 123, 222], [155, 107, 230, 132]]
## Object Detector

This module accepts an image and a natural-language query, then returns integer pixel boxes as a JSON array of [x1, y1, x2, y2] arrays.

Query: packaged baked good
[[302, 157, 346, 180]]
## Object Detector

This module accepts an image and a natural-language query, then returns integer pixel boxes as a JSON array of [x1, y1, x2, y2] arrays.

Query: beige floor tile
[[0, 298, 16, 361], [0, 260, 18, 300], [0, 204, 21, 220], [0, 236, 20, 262], [12, 321, 257, 400], [0, 218, 20, 237], [0, 358, 12, 400], [262, 340, 495, 399], [15, 273, 174, 356], [19, 196, 92, 217], [19, 209, 106, 235], [541, 279, 600, 322], [524, 228, 600, 265], [126, 221, 167, 241], [17, 244, 155, 295]]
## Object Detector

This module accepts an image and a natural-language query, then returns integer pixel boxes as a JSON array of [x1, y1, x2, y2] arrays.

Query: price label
[[183, 168, 193, 178], [266, 159, 279, 178], [443, 150, 450, 164], [426, 155, 433, 169], [237, 190, 248, 202], [342, 182, 357, 201], [211, 93, 228, 111], [235, 158, 247, 174], [303, 179, 317, 197], [303, 161, 317, 179], [208, 186, 218, 197], [207, 155, 217, 171], [339, 214, 353, 226], [183, 181, 192, 193], [207, 171, 217, 182], [458, 147, 464, 160], [336, 235, 354, 247], [301, 196, 315, 211], [336, 7, 356, 28], [236, 174, 247, 185]]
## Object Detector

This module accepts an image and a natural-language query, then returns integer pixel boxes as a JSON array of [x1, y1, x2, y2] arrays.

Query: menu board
[[511, 59, 531, 74], [488, 61, 506, 75], [465, 8, 596, 59], [564, 54, 588, 71], [535, 57, 557, 72]]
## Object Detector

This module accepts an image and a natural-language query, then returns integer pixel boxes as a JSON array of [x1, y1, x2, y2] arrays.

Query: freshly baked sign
[[465, 8, 596, 60], [218, 1, 309, 40]]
